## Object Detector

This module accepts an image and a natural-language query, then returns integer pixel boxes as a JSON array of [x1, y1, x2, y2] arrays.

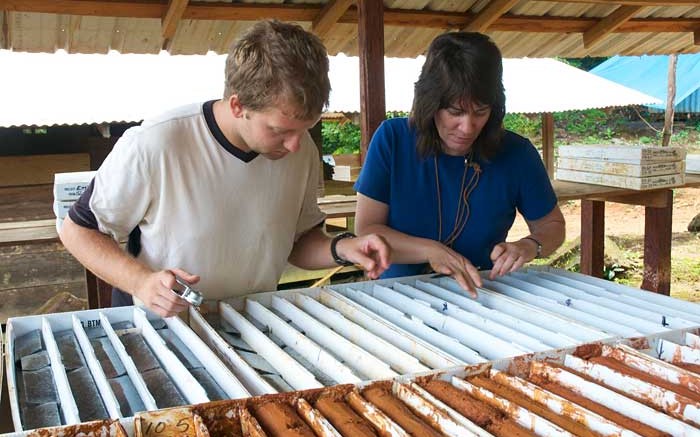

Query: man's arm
[[288, 225, 390, 280], [60, 216, 196, 317]]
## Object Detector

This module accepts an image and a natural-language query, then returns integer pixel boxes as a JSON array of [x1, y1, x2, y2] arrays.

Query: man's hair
[[409, 32, 506, 159], [224, 20, 330, 119]]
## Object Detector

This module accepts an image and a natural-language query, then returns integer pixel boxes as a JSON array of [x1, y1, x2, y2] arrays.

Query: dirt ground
[[508, 187, 700, 301]]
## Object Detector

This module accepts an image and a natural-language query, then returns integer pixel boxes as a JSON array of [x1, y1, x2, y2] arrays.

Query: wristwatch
[[523, 236, 542, 259], [330, 232, 356, 266]]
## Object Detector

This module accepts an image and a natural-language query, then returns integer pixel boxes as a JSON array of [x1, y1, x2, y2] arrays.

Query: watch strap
[[331, 232, 356, 266], [522, 236, 542, 259]]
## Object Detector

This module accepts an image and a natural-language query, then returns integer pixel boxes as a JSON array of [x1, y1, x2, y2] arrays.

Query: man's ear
[[228, 95, 245, 118]]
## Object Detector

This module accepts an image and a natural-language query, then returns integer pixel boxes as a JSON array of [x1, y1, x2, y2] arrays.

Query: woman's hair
[[410, 32, 505, 159], [224, 20, 330, 120]]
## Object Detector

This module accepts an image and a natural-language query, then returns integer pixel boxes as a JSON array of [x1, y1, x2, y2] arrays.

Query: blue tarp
[[590, 54, 700, 113]]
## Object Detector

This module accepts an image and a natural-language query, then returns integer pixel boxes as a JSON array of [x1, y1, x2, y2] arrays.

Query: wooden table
[[556, 174, 700, 295]]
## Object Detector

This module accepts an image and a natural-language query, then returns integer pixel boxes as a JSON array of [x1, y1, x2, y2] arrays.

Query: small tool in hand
[[171, 275, 204, 307]]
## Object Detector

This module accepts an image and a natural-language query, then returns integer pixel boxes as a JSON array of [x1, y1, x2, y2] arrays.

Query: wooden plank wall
[[0, 126, 127, 322], [0, 242, 86, 322]]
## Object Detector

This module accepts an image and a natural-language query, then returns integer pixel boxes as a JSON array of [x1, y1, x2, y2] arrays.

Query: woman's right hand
[[134, 268, 200, 318], [425, 242, 481, 298]]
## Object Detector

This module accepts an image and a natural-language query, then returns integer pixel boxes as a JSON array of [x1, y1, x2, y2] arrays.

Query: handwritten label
[[141, 418, 191, 436]]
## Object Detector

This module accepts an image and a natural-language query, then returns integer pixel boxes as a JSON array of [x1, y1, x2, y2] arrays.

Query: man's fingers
[[353, 252, 377, 275], [369, 238, 391, 269], [154, 292, 188, 314], [172, 268, 200, 285]]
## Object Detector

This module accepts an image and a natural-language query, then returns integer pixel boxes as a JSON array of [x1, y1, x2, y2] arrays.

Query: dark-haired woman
[[354, 32, 565, 297]]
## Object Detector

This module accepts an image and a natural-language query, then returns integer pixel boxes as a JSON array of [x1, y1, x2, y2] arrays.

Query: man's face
[[233, 99, 320, 160]]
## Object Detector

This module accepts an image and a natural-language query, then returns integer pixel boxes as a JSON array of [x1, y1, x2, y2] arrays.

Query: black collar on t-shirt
[[203, 100, 258, 163]]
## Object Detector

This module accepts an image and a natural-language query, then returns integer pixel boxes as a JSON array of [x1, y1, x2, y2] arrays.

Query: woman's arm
[[355, 193, 481, 296], [489, 205, 566, 278]]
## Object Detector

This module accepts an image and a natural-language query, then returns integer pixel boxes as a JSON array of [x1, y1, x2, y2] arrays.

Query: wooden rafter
[[583, 5, 642, 49], [463, 0, 520, 33], [162, 0, 189, 40], [1, 10, 8, 50], [312, 0, 353, 38], [695, 29, 700, 46], [537, 0, 699, 5], [0, 1, 697, 36]]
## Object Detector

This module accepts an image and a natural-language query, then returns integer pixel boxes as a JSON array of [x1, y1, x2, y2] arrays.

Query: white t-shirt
[[89, 101, 325, 300]]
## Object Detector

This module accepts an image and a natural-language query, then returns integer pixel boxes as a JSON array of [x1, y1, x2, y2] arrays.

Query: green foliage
[[322, 112, 408, 155], [554, 109, 610, 137], [322, 121, 361, 155], [503, 114, 541, 138], [386, 111, 409, 119], [671, 129, 689, 144], [559, 56, 609, 71], [603, 263, 626, 281]]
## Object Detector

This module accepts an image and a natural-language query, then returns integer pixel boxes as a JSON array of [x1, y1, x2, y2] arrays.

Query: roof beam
[[535, 0, 699, 5], [312, 0, 353, 38], [0, 0, 167, 18], [583, 5, 642, 49], [162, 0, 188, 40], [463, 0, 520, 32], [0, 1, 697, 36], [695, 29, 700, 46]]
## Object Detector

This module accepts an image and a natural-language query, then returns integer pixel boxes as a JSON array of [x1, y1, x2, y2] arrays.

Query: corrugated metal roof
[[327, 55, 660, 113], [590, 54, 700, 113], [0, 50, 659, 128], [0, 1, 699, 58]]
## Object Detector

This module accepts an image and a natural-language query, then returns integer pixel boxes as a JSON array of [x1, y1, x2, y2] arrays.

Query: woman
[[354, 32, 565, 297]]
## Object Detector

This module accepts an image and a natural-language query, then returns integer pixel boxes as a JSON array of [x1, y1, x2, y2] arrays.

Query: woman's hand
[[488, 239, 538, 279], [425, 242, 481, 298]]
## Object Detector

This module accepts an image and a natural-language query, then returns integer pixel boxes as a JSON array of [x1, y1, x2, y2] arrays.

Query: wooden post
[[641, 190, 673, 295], [541, 112, 555, 178], [85, 268, 113, 308], [84, 269, 99, 309], [580, 200, 605, 278], [661, 54, 677, 147], [357, 0, 385, 164]]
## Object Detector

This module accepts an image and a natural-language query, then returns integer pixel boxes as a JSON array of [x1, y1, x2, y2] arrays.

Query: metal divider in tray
[[6, 267, 700, 435], [125, 328, 700, 436], [187, 266, 700, 400], [4, 306, 245, 433]]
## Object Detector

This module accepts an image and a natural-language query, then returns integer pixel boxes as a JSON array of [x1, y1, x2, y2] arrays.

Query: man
[[60, 20, 390, 318]]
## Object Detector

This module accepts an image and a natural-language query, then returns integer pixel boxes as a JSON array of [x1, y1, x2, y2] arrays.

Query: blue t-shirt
[[354, 117, 557, 278]]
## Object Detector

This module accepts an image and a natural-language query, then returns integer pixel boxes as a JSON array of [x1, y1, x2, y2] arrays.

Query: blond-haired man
[[60, 21, 390, 317]]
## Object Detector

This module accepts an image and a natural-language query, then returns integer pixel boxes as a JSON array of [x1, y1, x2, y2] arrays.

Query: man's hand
[[133, 268, 200, 318], [335, 233, 391, 279], [425, 242, 481, 298], [489, 239, 537, 279]]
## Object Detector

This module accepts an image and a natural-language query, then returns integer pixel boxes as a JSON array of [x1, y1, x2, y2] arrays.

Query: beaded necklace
[[434, 150, 482, 247]]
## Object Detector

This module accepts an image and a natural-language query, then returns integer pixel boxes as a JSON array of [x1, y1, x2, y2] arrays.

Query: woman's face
[[434, 101, 491, 156]]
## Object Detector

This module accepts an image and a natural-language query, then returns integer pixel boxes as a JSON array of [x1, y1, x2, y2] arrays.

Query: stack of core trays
[[4, 306, 243, 434], [53, 171, 96, 233], [6, 267, 700, 435], [556, 145, 686, 190], [24, 329, 700, 437]]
